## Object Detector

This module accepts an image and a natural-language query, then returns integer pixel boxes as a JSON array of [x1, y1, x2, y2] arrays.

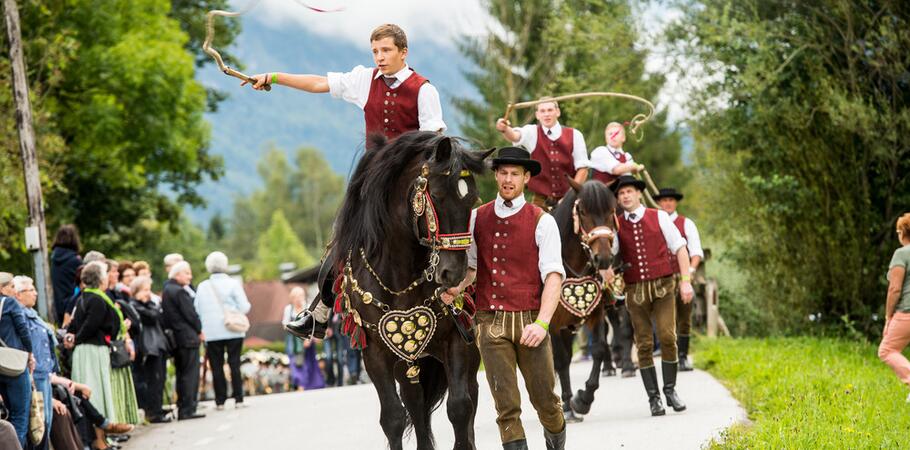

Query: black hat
[[612, 175, 646, 193], [491, 146, 541, 176], [653, 187, 684, 201]]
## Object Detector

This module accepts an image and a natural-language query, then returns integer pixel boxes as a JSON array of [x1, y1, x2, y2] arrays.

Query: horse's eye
[[457, 179, 469, 199]]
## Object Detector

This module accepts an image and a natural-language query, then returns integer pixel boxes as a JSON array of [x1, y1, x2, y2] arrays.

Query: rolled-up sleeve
[[684, 218, 704, 259], [572, 129, 590, 170], [657, 210, 687, 254], [327, 65, 373, 108], [467, 209, 478, 269], [417, 83, 446, 132], [512, 125, 537, 151], [535, 213, 566, 282]]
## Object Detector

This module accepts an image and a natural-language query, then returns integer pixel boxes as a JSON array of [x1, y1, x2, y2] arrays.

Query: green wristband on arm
[[270, 72, 279, 84], [534, 319, 549, 331]]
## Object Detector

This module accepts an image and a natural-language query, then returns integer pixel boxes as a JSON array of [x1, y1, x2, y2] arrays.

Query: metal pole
[[3, 0, 54, 321]]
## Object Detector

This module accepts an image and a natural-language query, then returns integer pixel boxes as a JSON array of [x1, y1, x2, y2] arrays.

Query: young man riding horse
[[443, 147, 567, 450], [245, 24, 445, 144], [611, 175, 694, 416]]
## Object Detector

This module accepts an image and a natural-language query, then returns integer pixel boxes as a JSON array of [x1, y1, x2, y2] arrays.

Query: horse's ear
[[481, 148, 497, 160], [433, 137, 453, 163], [566, 174, 583, 193]]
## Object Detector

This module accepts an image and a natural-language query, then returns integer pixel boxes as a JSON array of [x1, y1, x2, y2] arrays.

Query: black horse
[[547, 179, 618, 422], [325, 132, 490, 450]]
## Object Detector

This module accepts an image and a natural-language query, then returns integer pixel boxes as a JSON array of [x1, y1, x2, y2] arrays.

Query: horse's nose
[[437, 267, 465, 288], [594, 254, 612, 271]]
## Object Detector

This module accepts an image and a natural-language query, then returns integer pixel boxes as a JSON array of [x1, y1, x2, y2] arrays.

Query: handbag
[[109, 338, 131, 369], [209, 283, 250, 333], [29, 385, 45, 445], [0, 298, 29, 377]]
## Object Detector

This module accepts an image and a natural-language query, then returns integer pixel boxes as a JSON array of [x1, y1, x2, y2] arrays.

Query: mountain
[[187, 15, 478, 223]]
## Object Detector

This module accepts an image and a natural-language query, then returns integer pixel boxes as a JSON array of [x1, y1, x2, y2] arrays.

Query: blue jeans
[[35, 376, 52, 450], [0, 369, 32, 448]]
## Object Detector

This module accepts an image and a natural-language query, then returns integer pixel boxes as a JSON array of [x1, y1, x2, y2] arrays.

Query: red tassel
[[334, 293, 343, 314]]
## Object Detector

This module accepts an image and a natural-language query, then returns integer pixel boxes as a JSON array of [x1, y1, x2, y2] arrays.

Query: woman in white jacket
[[195, 252, 251, 409]]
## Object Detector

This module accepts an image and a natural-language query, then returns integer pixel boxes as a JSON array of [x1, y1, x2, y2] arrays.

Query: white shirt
[[668, 212, 704, 259], [326, 64, 446, 132], [611, 205, 687, 256], [589, 145, 635, 174], [467, 194, 566, 283], [511, 123, 589, 170]]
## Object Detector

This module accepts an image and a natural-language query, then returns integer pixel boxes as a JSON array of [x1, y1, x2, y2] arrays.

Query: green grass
[[696, 336, 909, 449]]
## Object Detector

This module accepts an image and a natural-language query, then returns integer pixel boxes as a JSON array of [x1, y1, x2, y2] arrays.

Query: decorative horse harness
[[558, 201, 624, 317], [337, 164, 473, 383]]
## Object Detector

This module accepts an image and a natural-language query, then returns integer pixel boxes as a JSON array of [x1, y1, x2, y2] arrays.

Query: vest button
[[495, 232, 500, 237], [493, 244, 498, 249], [499, 305, 504, 310], [384, 118, 389, 123], [492, 282, 497, 287], [384, 100, 389, 105], [492, 269, 497, 274], [493, 257, 498, 262], [492, 294, 497, 299], [497, 220, 501, 224], [386, 92, 390, 96], [393, 93, 397, 97], [504, 220, 509, 225], [490, 305, 495, 310], [384, 109, 387, 113]]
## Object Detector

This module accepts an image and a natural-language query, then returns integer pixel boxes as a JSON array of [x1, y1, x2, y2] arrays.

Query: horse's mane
[[331, 131, 488, 263], [552, 180, 617, 233]]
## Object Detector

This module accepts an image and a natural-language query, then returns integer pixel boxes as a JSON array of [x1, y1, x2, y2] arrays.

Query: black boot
[[662, 361, 687, 412], [284, 310, 327, 339], [640, 366, 665, 416], [544, 427, 566, 450], [503, 439, 529, 450], [678, 335, 693, 371]]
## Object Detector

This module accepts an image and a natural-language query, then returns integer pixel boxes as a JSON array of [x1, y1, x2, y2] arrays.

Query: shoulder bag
[[209, 282, 250, 333]]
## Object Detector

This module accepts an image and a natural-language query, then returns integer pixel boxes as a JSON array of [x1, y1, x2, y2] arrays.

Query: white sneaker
[[215, 405, 224, 411], [235, 402, 248, 409]]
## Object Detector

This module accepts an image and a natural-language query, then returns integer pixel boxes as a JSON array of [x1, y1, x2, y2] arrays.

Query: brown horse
[[326, 132, 492, 449], [547, 179, 618, 422]]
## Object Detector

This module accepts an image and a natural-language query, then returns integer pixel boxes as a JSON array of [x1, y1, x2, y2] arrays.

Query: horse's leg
[[363, 345, 407, 450], [398, 362, 435, 450], [444, 336, 480, 450], [571, 316, 607, 415], [601, 312, 616, 377], [616, 305, 637, 376], [551, 329, 582, 423]]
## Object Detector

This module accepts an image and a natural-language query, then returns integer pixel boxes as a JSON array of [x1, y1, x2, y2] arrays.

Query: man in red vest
[[590, 122, 645, 187], [654, 187, 703, 372], [609, 176, 694, 417], [244, 24, 445, 145], [442, 147, 566, 450], [494, 100, 589, 208]]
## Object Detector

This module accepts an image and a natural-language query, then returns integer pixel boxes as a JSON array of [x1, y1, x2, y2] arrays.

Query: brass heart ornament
[[378, 306, 437, 362], [559, 277, 603, 318]]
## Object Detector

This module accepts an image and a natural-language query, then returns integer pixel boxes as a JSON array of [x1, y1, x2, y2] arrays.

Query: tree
[[666, 0, 910, 336], [252, 209, 315, 280]]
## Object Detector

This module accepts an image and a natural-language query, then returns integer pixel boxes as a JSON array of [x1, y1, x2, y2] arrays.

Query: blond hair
[[536, 96, 559, 111], [898, 213, 910, 239], [370, 24, 408, 50]]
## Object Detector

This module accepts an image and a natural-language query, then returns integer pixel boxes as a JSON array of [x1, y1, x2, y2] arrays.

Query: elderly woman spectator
[[128, 276, 169, 423], [0, 272, 33, 448], [117, 261, 135, 295], [50, 225, 83, 326], [880, 212, 910, 399], [195, 251, 251, 409], [282, 287, 324, 391], [13, 276, 55, 450], [162, 261, 205, 420]]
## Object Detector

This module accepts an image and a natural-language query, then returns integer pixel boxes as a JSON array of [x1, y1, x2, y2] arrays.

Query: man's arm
[[572, 129, 590, 183], [417, 84, 446, 133], [495, 119, 523, 143], [684, 218, 704, 271], [657, 210, 694, 302], [886, 266, 905, 323], [244, 73, 329, 93]]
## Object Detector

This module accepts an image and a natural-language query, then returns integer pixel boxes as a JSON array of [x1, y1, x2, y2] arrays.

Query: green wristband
[[270, 72, 279, 84], [534, 319, 549, 331]]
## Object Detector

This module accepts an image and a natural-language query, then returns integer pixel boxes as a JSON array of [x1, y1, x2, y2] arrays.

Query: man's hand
[[440, 287, 460, 305], [519, 323, 547, 347], [123, 318, 132, 330], [633, 164, 645, 173], [76, 383, 91, 399], [52, 399, 68, 416], [680, 281, 695, 303], [495, 118, 511, 133], [64, 333, 75, 349], [242, 73, 271, 90], [28, 354, 36, 372], [600, 268, 615, 286]]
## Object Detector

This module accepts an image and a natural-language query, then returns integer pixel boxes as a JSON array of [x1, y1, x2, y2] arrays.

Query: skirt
[[111, 366, 140, 424], [71, 344, 116, 421]]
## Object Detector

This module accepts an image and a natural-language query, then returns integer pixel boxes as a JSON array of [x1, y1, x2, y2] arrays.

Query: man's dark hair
[[52, 224, 81, 253]]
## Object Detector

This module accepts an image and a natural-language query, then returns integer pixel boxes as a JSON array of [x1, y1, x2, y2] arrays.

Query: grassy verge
[[695, 336, 909, 448]]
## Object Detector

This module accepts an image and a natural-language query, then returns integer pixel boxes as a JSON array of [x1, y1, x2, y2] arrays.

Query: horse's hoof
[[601, 367, 616, 377], [570, 392, 593, 415], [563, 409, 584, 423], [622, 369, 637, 378]]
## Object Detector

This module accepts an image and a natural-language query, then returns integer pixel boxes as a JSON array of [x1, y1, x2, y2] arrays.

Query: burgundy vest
[[669, 214, 687, 273], [475, 202, 544, 312], [527, 125, 575, 199], [617, 208, 674, 284], [592, 150, 626, 186], [363, 68, 427, 145]]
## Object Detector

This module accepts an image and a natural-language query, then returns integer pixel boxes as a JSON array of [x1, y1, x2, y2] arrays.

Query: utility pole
[[3, 0, 54, 321]]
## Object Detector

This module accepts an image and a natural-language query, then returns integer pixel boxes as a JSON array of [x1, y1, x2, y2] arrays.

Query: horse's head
[[567, 177, 617, 271], [410, 137, 493, 288]]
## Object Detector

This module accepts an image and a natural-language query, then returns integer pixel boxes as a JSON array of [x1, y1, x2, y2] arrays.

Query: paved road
[[128, 361, 746, 449]]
